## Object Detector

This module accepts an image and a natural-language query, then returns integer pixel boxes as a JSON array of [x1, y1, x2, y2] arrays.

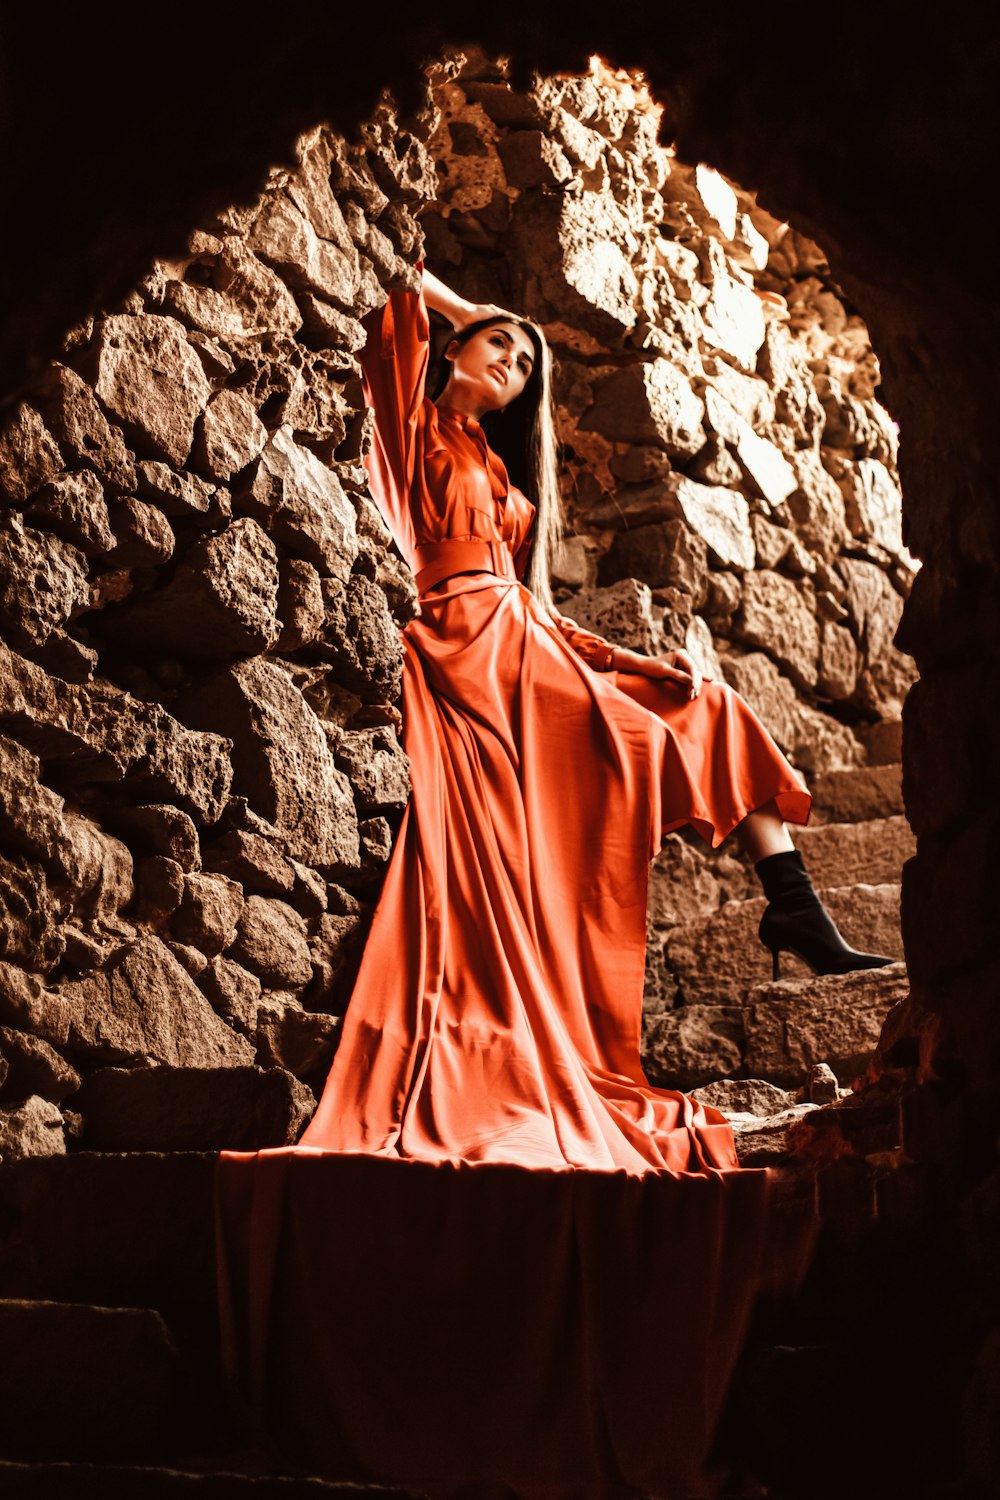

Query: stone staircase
[[0, 1150, 420, 1497], [639, 746, 915, 1166]]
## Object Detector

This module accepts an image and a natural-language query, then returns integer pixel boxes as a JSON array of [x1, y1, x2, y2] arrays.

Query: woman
[[294, 262, 889, 1172], [215, 263, 888, 1495]]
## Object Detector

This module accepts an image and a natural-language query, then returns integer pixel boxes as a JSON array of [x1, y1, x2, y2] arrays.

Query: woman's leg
[[733, 796, 795, 862]]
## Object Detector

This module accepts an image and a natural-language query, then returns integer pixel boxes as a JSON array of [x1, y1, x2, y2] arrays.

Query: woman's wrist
[[421, 267, 475, 329]]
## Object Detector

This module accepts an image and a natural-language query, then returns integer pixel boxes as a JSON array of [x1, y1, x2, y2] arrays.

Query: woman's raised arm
[[422, 266, 512, 332]]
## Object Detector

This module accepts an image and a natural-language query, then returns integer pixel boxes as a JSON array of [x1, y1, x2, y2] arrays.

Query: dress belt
[[412, 537, 518, 596]]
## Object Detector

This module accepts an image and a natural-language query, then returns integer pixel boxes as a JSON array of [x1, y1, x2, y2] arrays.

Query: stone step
[[742, 961, 910, 1088], [792, 814, 915, 889], [0, 1299, 182, 1459], [665, 883, 903, 1005], [0, 1152, 216, 1306], [73, 1066, 316, 1152], [0, 1461, 418, 1497], [641, 960, 908, 1094], [808, 762, 903, 825]]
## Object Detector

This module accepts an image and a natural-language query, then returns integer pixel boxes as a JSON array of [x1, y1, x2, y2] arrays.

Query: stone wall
[[419, 53, 916, 1088], [0, 104, 438, 1161]]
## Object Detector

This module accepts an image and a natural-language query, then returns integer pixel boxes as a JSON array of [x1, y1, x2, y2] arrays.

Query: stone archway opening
[[417, 49, 918, 1155]]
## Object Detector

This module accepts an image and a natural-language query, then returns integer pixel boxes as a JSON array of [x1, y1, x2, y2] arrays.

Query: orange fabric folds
[[216, 1151, 813, 1499]]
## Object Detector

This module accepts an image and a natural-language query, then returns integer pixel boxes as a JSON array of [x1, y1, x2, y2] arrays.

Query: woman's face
[[443, 321, 536, 414]]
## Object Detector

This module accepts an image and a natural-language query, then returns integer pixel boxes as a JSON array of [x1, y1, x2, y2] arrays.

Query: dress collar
[[435, 404, 483, 435]]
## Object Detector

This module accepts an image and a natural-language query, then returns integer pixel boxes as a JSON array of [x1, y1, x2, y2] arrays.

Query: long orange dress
[[214, 276, 816, 1498]]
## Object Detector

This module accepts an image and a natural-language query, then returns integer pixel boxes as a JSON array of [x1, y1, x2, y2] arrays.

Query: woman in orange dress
[[215, 264, 889, 1497]]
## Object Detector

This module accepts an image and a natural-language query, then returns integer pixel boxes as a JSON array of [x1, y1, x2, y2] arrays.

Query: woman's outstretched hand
[[612, 647, 708, 700]]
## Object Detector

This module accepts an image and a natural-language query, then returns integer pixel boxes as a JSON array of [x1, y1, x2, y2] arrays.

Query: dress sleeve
[[356, 263, 431, 560], [550, 609, 617, 671]]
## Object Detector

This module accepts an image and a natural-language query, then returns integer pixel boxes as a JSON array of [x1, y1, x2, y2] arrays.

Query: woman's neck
[[436, 383, 489, 422]]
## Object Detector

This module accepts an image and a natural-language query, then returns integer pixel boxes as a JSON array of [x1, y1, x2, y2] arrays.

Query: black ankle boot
[[754, 849, 894, 980]]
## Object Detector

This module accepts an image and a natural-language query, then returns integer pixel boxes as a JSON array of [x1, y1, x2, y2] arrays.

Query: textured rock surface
[[743, 962, 911, 1086], [60, 934, 254, 1068], [0, 1096, 66, 1162]]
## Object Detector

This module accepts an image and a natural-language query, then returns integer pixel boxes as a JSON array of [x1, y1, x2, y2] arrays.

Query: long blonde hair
[[437, 316, 563, 614]]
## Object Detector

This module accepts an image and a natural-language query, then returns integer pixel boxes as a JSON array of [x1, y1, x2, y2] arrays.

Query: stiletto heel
[[754, 849, 894, 979]]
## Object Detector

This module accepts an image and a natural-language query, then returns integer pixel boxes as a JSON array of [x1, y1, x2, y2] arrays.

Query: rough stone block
[[173, 872, 244, 956], [793, 815, 915, 888], [27, 469, 116, 556], [162, 240, 304, 341], [108, 803, 201, 872], [0, 965, 71, 1046], [198, 955, 262, 1033], [73, 1064, 314, 1150], [114, 517, 281, 657], [0, 853, 64, 971], [0, 1097, 66, 1162], [249, 189, 360, 308], [647, 832, 724, 928], [730, 1103, 819, 1166], [672, 476, 755, 571], [0, 402, 63, 505], [241, 424, 358, 580], [785, 447, 848, 558], [599, 517, 708, 601], [329, 725, 410, 812], [742, 961, 910, 1086], [229, 895, 313, 990], [32, 364, 136, 493], [719, 650, 863, 774], [557, 577, 665, 657], [92, 313, 212, 466], [688, 1077, 797, 1118], [581, 360, 704, 455], [107, 495, 175, 566], [0, 516, 89, 651], [182, 658, 359, 869], [136, 460, 221, 520], [320, 573, 404, 704], [192, 388, 268, 481], [809, 763, 904, 824], [307, 912, 364, 1011], [0, 641, 233, 824], [276, 556, 326, 649], [254, 997, 340, 1083], [734, 570, 819, 691], [640, 1004, 744, 1089], [60, 933, 253, 1068], [0, 1028, 80, 1104]]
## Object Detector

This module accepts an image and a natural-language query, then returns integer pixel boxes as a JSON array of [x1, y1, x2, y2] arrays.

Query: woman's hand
[[454, 299, 514, 330], [612, 647, 708, 700]]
